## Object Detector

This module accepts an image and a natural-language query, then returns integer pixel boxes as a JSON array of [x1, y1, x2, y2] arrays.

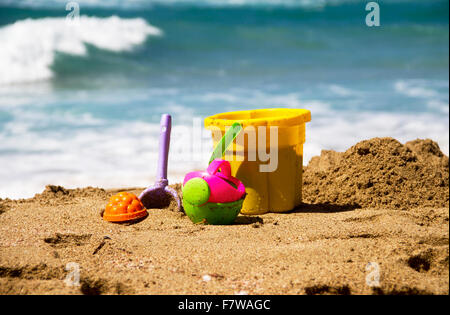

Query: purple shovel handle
[[157, 114, 171, 182], [139, 114, 181, 211]]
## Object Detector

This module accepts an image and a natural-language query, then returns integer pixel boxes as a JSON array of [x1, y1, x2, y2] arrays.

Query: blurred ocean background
[[0, 0, 448, 199]]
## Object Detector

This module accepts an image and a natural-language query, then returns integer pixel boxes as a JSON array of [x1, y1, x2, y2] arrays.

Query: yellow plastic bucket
[[204, 108, 311, 214]]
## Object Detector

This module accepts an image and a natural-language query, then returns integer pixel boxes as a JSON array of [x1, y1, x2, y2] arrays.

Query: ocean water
[[0, 0, 448, 199]]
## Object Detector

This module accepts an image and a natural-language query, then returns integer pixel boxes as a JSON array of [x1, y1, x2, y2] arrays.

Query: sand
[[303, 138, 449, 209], [0, 138, 448, 295]]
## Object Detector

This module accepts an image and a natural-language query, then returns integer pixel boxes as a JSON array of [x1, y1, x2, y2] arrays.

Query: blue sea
[[0, 0, 448, 198]]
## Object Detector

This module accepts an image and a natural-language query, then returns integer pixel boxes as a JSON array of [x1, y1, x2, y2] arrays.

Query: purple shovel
[[139, 114, 181, 211]]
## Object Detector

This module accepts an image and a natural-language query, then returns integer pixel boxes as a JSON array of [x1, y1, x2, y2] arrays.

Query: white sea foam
[[394, 79, 449, 114], [0, 16, 162, 85], [327, 84, 360, 97], [0, 105, 209, 198], [394, 80, 439, 98], [427, 99, 449, 114]]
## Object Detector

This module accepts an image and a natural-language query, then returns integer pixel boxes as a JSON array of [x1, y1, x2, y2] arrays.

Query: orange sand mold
[[103, 192, 148, 222]]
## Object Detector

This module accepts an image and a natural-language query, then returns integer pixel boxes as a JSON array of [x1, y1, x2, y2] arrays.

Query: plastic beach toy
[[182, 159, 246, 225], [104, 192, 148, 222], [139, 114, 181, 210], [205, 108, 311, 215]]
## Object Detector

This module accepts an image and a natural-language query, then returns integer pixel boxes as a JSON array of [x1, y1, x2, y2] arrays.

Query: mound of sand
[[303, 138, 449, 209]]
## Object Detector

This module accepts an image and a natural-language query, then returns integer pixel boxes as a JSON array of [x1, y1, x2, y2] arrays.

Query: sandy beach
[[0, 138, 448, 295]]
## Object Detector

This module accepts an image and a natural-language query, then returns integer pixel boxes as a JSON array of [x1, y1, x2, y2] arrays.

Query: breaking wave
[[0, 16, 162, 85]]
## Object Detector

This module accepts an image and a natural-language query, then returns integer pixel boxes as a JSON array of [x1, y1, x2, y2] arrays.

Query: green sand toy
[[182, 161, 246, 225], [182, 123, 245, 225]]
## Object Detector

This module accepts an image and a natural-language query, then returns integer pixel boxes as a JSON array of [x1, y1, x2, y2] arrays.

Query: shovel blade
[[139, 186, 181, 211]]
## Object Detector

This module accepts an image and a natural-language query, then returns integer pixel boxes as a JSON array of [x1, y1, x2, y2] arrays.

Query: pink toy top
[[183, 159, 246, 203]]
